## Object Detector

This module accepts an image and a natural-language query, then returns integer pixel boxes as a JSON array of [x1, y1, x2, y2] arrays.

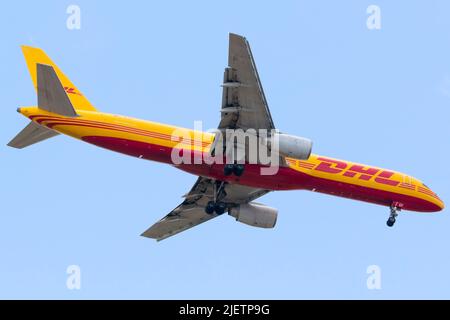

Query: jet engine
[[229, 203, 278, 228], [276, 133, 312, 160], [263, 133, 312, 160]]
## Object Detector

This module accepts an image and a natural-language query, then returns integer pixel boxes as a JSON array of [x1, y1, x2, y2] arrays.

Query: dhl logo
[[64, 87, 83, 96], [311, 157, 400, 187]]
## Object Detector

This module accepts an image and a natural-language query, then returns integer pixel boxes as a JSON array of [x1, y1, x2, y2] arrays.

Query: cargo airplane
[[8, 34, 444, 240]]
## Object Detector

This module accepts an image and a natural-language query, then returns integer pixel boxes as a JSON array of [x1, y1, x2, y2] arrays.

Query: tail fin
[[37, 63, 78, 116], [8, 46, 95, 149], [8, 63, 73, 148], [7, 121, 59, 149], [21, 46, 97, 112]]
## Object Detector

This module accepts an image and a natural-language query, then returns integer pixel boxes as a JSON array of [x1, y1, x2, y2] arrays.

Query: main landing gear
[[386, 203, 402, 227], [205, 180, 228, 215], [205, 201, 227, 215], [224, 163, 245, 177]]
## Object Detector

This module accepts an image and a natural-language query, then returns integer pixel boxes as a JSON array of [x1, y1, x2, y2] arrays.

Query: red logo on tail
[[64, 87, 83, 96]]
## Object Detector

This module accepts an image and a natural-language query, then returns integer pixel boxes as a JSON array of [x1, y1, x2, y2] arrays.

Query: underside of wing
[[219, 33, 275, 131], [142, 34, 283, 242], [213, 34, 287, 167], [141, 204, 214, 241], [141, 177, 269, 241]]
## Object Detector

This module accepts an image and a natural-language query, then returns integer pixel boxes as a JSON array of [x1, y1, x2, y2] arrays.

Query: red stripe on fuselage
[[81, 135, 441, 213], [29, 115, 210, 147]]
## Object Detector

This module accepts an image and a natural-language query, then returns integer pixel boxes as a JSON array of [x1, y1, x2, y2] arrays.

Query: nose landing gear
[[386, 203, 402, 227]]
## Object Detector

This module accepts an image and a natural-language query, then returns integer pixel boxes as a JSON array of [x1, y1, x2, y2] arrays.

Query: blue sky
[[1, 1, 449, 299]]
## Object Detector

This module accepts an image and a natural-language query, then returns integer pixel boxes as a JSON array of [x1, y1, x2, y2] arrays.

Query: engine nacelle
[[275, 133, 312, 160], [262, 133, 312, 160], [229, 203, 278, 229]]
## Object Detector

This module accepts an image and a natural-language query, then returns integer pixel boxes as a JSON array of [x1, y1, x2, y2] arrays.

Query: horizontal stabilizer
[[37, 63, 78, 117], [7, 121, 59, 149]]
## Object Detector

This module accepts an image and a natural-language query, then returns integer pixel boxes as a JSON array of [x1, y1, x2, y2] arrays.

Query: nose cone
[[419, 185, 444, 212], [436, 196, 445, 211], [429, 189, 444, 212]]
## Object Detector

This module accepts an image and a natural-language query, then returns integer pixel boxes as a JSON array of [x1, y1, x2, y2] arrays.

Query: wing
[[141, 177, 269, 241], [216, 33, 285, 165], [219, 33, 275, 131], [142, 34, 275, 241]]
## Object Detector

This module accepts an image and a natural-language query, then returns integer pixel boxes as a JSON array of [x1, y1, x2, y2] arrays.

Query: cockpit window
[[422, 183, 429, 188]]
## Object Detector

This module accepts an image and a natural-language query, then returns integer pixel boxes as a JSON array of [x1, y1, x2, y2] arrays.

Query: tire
[[214, 202, 227, 215], [386, 218, 395, 227], [224, 164, 234, 176], [233, 164, 245, 177], [205, 201, 215, 214]]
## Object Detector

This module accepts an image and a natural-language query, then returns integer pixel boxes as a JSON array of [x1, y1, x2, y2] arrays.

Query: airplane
[[8, 33, 444, 241]]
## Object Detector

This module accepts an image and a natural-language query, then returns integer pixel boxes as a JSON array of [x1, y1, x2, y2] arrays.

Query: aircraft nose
[[417, 183, 444, 212], [436, 196, 445, 211], [430, 189, 444, 211], [427, 187, 444, 211]]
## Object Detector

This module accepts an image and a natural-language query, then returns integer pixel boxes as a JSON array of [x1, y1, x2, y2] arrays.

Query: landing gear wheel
[[224, 164, 234, 176], [386, 203, 401, 227], [205, 201, 215, 215], [386, 217, 396, 227], [233, 164, 245, 177], [214, 202, 227, 215]]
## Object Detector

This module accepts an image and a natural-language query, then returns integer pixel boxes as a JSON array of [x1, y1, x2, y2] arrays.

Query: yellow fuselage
[[19, 107, 444, 213]]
